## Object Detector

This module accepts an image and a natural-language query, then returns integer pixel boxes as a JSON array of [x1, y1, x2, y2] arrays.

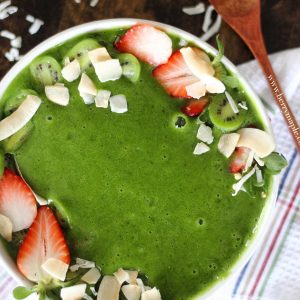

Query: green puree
[[2, 29, 271, 299]]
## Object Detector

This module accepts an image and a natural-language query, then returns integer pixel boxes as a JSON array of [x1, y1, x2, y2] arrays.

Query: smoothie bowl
[[0, 19, 287, 300]]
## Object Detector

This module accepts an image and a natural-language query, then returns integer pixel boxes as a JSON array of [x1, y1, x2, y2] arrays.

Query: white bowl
[[0, 18, 279, 299]]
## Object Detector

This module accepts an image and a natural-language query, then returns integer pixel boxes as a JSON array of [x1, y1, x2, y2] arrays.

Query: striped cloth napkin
[[1, 48, 300, 300]]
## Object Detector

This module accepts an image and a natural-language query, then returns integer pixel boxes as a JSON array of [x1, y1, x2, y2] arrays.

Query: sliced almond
[[203, 75, 225, 94], [193, 142, 210, 155], [61, 284, 87, 300], [42, 258, 69, 281], [197, 123, 214, 144], [141, 287, 162, 300], [0, 95, 41, 141], [109, 95, 128, 113], [114, 268, 130, 285], [218, 133, 240, 158], [78, 73, 97, 96], [122, 284, 141, 300], [94, 59, 122, 82], [186, 81, 206, 99], [95, 90, 111, 108], [0, 213, 12, 241], [237, 128, 275, 158], [81, 267, 101, 284], [45, 84, 70, 106], [62, 59, 81, 82], [88, 47, 111, 67], [180, 47, 214, 79], [97, 275, 120, 300]]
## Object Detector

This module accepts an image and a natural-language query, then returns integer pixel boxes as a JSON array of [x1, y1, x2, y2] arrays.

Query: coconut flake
[[244, 150, 254, 171], [126, 270, 138, 284], [186, 81, 206, 99], [197, 123, 214, 144], [88, 47, 111, 67], [10, 36, 22, 48], [62, 59, 81, 82], [122, 284, 142, 300], [0, 213, 12, 241], [182, 2, 205, 15], [83, 294, 93, 300], [78, 73, 97, 104], [0, 95, 41, 141], [25, 14, 35, 22], [45, 84, 70, 106], [232, 166, 256, 196], [109, 95, 128, 114], [90, 0, 99, 7], [94, 59, 122, 82], [61, 284, 87, 300], [202, 5, 214, 32], [95, 90, 111, 108], [0, 30, 15, 40], [234, 173, 242, 180], [255, 165, 263, 185], [0, 4, 18, 20], [136, 278, 145, 293], [141, 287, 162, 300], [202, 75, 225, 94], [4, 47, 20, 62], [81, 267, 101, 284], [225, 91, 239, 113], [42, 258, 69, 281], [69, 264, 79, 272], [178, 38, 188, 47], [238, 101, 248, 110], [80, 93, 95, 105], [35, 194, 48, 206], [200, 14, 222, 42], [28, 19, 44, 35], [76, 257, 95, 269], [0, 1, 11, 12], [97, 275, 121, 300], [218, 133, 240, 158], [193, 142, 210, 155], [114, 268, 130, 285], [254, 153, 265, 167]]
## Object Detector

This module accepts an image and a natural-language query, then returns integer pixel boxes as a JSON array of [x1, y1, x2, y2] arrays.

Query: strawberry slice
[[115, 24, 172, 66], [0, 169, 37, 232], [17, 206, 71, 282], [229, 147, 251, 173], [153, 50, 198, 98], [181, 98, 209, 117]]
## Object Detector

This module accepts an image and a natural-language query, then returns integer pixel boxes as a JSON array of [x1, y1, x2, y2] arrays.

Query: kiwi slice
[[4, 89, 37, 117], [2, 122, 34, 154], [64, 38, 100, 70], [209, 94, 246, 132], [30, 56, 62, 87], [118, 53, 141, 83]]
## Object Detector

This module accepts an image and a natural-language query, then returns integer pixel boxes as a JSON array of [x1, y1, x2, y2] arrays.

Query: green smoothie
[[0, 28, 273, 299]]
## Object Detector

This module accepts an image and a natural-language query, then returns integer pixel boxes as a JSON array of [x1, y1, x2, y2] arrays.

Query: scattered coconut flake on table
[[109, 94, 128, 113], [4, 47, 21, 62], [25, 14, 35, 22], [0, 1, 18, 20], [200, 14, 222, 42], [232, 166, 256, 196], [95, 90, 111, 108], [202, 5, 214, 32], [42, 258, 69, 281], [193, 142, 210, 155], [0, 30, 16, 40], [90, 0, 99, 7], [61, 284, 87, 300], [225, 91, 239, 114], [182, 2, 205, 15], [26, 15, 44, 35], [0, 213, 12, 241], [196, 123, 214, 144], [10, 36, 22, 48]]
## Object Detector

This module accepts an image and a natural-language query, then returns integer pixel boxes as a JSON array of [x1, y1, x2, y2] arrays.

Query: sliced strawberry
[[115, 24, 172, 66], [17, 206, 71, 282], [229, 147, 251, 173], [181, 98, 209, 117], [0, 169, 37, 232], [153, 50, 198, 98]]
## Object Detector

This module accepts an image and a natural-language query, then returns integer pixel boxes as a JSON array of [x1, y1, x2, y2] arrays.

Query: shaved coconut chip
[[193, 142, 210, 155], [64, 57, 71, 66], [137, 278, 145, 293], [0, 5, 17, 20], [94, 59, 122, 82], [81, 267, 101, 284], [238, 101, 248, 110], [42, 258, 69, 281], [0, 95, 41, 141], [244, 150, 254, 171], [0, 213, 12, 241], [202, 5, 214, 32], [232, 166, 256, 196], [254, 153, 265, 166], [182, 2, 205, 15], [109, 95, 128, 113], [200, 14, 222, 42], [76, 257, 95, 269], [45, 84, 70, 106], [88, 47, 111, 67], [0, 30, 15, 40], [62, 59, 81, 82], [203, 75, 225, 94], [79, 73, 97, 96], [126, 270, 138, 284], [225, 91, 239, 114], [90, 0, 99, 6], [95, 90, 111, 108], [114, 268, 130, 285], [234, 173, 242, 180], [97, 275, 120, 300], [0, 1, 11, 11], [218, 133, 240, 158], [179, 38, 188, 47], [83, 294, 93, 300], [69, 264, 79, 272], [61, 284, 87, 300], [80, 92, 95, 105], [255, 165, 263, 185], [11, 36, 22, 48], [122, 284, 142, 300], [237, 128, 275, 158], [197, 123, 213, 144], [91, 287, 97, 296], [186, 81, 206, 99], [141, 287, 162, 300], [29, 19, 44, 35], [5, 47, 20, 62], [35, 194, 48, 206]]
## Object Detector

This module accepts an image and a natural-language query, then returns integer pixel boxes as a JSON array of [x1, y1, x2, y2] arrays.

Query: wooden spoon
[[209, 0, 300, 153]]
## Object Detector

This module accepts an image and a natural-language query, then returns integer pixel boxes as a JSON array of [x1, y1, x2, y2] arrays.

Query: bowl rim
[[0, 18, 280, 299]]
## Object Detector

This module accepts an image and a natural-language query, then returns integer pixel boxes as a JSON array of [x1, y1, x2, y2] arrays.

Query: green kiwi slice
[[4, 89, 37, 117], [64, 38, 100, 70], [209, 94, 246, 132], [30, 56, 62, 87], [118, 53, 141, 83]]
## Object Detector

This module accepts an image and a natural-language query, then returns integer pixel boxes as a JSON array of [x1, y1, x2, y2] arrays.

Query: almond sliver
[[186, 81, 206, 99]]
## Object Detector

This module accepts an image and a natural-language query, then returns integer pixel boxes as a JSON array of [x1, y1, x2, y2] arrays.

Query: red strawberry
[[229, 147, 251, 173], [17, 206, 71, 282], [153, 50, 198, 98], [0, 169, 37, 232], [181, 98, 209, 117], [115, 24, 172, 66]]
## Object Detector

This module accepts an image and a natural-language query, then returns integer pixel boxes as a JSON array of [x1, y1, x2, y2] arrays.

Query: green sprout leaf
[[263, 152, 288, 174], [212, 35, 224, 67], [13, 286, 34, 299]]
